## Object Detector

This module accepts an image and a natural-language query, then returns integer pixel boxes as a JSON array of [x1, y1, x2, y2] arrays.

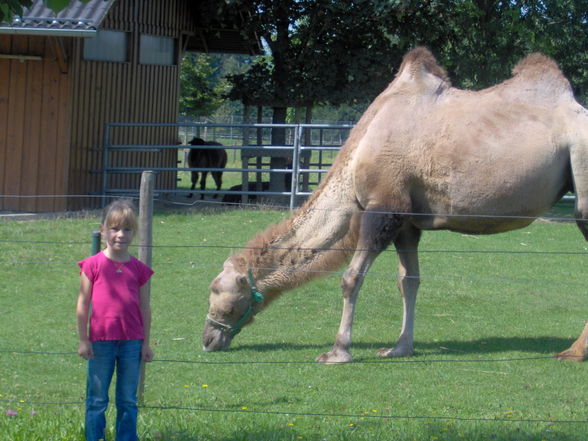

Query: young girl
[[77, 199, 154, 441]]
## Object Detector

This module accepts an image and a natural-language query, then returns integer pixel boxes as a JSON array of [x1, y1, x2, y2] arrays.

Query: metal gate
[[100, 122, 354, 209]]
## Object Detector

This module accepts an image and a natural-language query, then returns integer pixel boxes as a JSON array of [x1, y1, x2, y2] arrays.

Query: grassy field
[[1, 204, 587, 440]]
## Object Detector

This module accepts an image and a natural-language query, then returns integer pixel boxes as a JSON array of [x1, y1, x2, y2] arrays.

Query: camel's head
[[202, 259, 264, 352]]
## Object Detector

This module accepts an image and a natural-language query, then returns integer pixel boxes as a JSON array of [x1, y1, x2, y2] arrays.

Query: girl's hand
[[78, 340, 94, 360], [142, 343, 154, 362]]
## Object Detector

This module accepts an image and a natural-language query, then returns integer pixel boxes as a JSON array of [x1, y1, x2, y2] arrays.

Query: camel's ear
[[236, 274, 248, 288]]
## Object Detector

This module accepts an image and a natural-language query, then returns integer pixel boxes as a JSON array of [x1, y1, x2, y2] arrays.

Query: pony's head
[[202, 258, 264, 351]]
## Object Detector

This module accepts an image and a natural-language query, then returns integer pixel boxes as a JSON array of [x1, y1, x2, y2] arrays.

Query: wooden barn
[[0, 0, 260, 212]]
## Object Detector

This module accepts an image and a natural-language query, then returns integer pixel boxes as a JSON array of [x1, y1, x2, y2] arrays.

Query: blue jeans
[[85, 340, 142, 441]]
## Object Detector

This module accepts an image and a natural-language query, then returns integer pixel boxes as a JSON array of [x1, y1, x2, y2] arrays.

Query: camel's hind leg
[[556, 322, 588, 361], [564, 146, 588, 361], [379, 225, 421, 358], [316, 210, 403, 364]]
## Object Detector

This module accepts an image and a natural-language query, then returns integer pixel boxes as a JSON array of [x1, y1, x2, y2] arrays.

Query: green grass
[[1, 205, 587, 440]]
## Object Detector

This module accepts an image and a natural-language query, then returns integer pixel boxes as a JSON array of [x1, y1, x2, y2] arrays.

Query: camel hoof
[[555, 348, 586, 362], [378, 347, 413, 358], [315, 350, 352, 364], [555, 323, 588, 361]]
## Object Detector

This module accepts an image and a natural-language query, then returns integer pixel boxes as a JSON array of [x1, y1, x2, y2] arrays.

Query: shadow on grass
[[148, 421, 585, 441], [229, 335, 574, 359], [408, 335, 573, 357]]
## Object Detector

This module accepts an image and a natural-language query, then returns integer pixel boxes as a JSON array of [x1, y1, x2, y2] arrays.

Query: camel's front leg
[[378, 226, 421, 358], [316, 258, 365, 364], [316, 211, 402, 364]]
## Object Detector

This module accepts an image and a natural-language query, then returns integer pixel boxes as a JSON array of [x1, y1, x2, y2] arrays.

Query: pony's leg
[[211, 171, 223, 198], [199, 172, 208, 200], [188, 171, 198, 198], [378, 225, 421, 358], [316, 211, 402, 364]]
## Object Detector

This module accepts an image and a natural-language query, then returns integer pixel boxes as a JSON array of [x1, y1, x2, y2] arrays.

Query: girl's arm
[[139, 283, 154, 362], [77, 272, 94, 360]]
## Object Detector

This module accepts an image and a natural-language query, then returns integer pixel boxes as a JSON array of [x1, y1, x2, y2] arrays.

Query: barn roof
[[0, 0, 113, 37], [0, 0, 262, 54]]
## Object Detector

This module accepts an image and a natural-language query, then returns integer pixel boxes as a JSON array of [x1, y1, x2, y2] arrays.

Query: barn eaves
[[0, 0, 262, 55], [0, 0, 114, 37]]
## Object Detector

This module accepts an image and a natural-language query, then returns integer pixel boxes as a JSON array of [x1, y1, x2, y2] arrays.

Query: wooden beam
[[50, 37, 68, 74], [0, 54, 42, 61]]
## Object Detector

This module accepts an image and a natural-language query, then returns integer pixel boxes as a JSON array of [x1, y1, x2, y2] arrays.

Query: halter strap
[[206, 269, 264, 336]]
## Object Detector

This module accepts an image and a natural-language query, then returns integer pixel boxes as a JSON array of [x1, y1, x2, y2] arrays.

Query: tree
[[222, 0, 588, 120], [372, 0, 588, 100], [179, 53, 228, 119], [222, 0, 408, 132]]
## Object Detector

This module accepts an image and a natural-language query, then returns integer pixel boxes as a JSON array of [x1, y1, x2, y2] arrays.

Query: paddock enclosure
[[1, 206, 587, 440], [0, 0, 260, 213], [101, 122, 353, 209]]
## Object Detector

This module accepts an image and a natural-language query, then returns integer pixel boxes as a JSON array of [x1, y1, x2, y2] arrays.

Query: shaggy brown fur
[[397, 46, 451, 84]]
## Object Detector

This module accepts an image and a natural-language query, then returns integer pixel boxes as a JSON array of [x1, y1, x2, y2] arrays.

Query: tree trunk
[[270, 106, 289, 200]]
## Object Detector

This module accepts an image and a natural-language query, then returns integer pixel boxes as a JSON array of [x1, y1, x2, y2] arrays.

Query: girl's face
[[102, 223, 135, 254]]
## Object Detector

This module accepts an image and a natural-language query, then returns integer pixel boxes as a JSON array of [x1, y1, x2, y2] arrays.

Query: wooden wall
[[0, 0, 204, 212], [68, 0, 193, 210], [0, 35, 71, 212]]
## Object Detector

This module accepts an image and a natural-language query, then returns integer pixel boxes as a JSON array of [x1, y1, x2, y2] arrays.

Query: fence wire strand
[[1, 398, 587, 425], [1, 259, 587, 290], [2, 348, 572, 363], [0, 192, 583, 222]]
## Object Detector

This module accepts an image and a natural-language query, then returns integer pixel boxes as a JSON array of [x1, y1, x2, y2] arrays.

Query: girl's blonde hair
[[101, 199, 138, 231]]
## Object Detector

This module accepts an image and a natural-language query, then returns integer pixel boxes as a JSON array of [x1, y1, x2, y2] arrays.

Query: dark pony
[[221, 182, 270, 204], [187, 137, 227, 199]]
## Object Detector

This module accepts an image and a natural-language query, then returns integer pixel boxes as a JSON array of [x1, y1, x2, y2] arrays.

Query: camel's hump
[[395, 46, 451, 85], [512, 53, 564, 78], [509, 52, 573, 97]]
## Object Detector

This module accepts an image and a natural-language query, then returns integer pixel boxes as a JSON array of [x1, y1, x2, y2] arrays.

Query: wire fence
[[2, 398, 588, 425], [1, 193, 587, 429]]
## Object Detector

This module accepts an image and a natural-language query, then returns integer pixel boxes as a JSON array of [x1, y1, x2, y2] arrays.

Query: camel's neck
[[231, 95, 391, 301], [233, 168, 359, 301]]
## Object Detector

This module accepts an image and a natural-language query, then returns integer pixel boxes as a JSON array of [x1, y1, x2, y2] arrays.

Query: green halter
[[206, 269, 264, 336]]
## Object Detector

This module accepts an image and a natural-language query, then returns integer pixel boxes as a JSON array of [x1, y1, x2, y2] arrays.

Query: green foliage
[[0, 0, 32, 22], [179, 53, 229, 118], [1, 206, 587, 440], [179, 53, 256, 120], [44, 0, 75, 11], [219, 0, 588, 119]]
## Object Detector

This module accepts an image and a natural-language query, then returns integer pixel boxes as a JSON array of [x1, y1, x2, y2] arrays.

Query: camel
[[202, 47, 588, 364]]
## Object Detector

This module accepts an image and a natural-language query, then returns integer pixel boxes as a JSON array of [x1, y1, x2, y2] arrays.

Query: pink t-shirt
[[78, 251, 154, 341]]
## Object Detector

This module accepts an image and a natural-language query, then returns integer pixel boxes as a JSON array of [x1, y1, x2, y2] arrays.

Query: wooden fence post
[[91, 231, 101, 255], [137, 170, 155, 404]]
